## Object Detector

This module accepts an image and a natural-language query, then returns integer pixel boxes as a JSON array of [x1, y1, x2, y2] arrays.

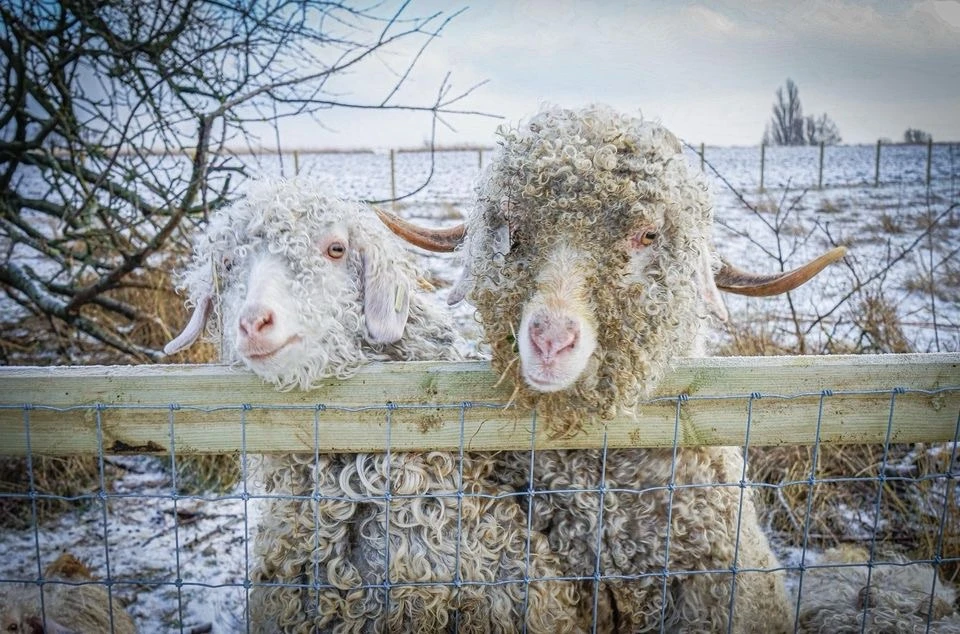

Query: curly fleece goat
[[378, 105, 852, 632], [465, 105, 800, 632], [0, 553, 136, 634], [166, 178, 579, 632], [795, 545, 960, 633]]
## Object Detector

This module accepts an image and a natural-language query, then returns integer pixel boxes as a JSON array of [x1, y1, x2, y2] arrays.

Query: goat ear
[[447, 263, 473, 305], [449, 220, 509, 305], [164, 293, 213, 355], [361, 251, 411, 344], [696, 248, 728, 322]]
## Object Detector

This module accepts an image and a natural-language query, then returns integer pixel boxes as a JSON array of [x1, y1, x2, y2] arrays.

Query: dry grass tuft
[[750, 443, 960, 583], [0, 455, 102, 530]]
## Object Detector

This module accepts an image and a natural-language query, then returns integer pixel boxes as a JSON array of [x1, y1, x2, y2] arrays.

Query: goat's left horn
[[715, 246, 847, 296], [374, 207, 465, 253]]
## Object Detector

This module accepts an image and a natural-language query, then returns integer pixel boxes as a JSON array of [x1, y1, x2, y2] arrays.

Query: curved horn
[[374, 206, 465, 253], [163, 294, 213, 355], [715, 246, 847, 297]]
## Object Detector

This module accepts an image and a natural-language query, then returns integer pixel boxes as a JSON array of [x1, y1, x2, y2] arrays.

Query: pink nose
[[238, 304, 275, 338], [528, 313, 579, 361]]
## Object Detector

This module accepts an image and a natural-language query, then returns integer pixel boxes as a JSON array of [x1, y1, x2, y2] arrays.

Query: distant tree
[[804, 113, 842, 145], [904, 128, 932, 143], [765, 79, 806, 146], [764, 79, 842, 146], [0, 1, 479, 361]]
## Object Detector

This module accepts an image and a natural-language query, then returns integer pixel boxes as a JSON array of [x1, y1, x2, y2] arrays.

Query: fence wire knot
[[386, 401, 398, 411], [750, 392, 763, 400], [314, 403, 326, 412], [241, 403, 253, 411], [21, 403, 33, 411], [820, 389, 834, 397], [168, 403, 181, 411], [892, 387, 907, 395], [677, 393, 690, 403]]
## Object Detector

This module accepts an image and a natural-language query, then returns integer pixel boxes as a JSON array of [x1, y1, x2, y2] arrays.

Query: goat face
[[165, 179, 414, 389]]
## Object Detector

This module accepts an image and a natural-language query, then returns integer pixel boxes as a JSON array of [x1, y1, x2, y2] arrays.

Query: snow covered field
[[1, 144, 958, 631]]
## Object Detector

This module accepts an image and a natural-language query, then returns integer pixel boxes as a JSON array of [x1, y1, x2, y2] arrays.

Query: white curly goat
[[165, 178, 579, 633], [795, 545, 960, 633], [0, 552, 136, 634], [379, 104, 848, 632]]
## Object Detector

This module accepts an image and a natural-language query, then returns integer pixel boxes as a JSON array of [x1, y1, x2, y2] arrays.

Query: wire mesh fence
[[0, 356, 958, 632]]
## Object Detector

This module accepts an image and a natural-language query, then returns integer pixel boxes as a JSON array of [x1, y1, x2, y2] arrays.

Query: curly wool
[[462, 105, 791, 631], [795, 546, 960, 633], [177, 178, 579, 632]]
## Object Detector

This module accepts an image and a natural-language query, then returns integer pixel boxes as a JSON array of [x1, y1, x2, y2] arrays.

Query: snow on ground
[[1, 145, 958, 631]]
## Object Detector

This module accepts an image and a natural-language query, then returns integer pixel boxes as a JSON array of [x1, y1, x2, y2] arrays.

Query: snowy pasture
[[1, 144, 958, 631]]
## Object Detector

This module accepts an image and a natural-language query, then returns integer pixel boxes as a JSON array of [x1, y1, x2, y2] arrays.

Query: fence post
[[700, 142, 705, 171], [389, 149, 397, 209], [818, 142, 824, 190], [759, 143, 765, 192], [874, 139, 881, 187], [478, 149, 483, 170], [293, 150, 300, 176], [926, 137, 933, 186]]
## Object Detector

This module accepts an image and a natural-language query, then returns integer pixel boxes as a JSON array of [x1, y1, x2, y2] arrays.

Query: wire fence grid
[[0, 364, 959, 632]]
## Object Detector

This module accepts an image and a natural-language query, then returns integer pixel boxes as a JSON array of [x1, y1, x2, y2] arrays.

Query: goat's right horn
[[374, 207, 465, 252], [715, 246, 847, 296], [163, 294, 213, 355]]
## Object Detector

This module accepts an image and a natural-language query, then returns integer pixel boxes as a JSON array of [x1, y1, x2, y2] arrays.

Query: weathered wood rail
[[0, 354, 957, 455]]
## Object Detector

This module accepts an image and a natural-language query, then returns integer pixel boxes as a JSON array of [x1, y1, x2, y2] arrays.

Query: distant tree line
[[904, 128, 932, 144], [764, 79, 938, 147], [763, 79, 842, 146]]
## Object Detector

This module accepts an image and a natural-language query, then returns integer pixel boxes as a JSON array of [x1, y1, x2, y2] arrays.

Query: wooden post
[[759, 143, 766, 192], [389, 149, 397, 209], [874, 139, 881, 187], [700, 142, 705, 171], [478, 149, 483, 169], [818, 142, 825, 189], [926, 137, 933, 186], [293, 150, 300, 176]]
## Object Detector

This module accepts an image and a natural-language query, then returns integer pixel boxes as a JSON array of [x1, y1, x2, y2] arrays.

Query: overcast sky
[[274, 0, 960, 149]]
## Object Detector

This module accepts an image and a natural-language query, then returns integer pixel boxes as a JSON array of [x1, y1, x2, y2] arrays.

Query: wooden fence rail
[[0, 354, 957, 456]]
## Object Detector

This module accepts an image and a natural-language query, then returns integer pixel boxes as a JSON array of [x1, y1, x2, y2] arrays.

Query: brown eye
[[326, 242, 346, 259], [631, 228, 658, 249]]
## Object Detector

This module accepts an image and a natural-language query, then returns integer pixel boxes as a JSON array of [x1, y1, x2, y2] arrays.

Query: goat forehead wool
[[467, 104, 716, 435]]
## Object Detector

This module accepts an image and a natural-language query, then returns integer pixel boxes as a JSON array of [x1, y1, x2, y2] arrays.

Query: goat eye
[[630, 228, 658, 249], [326, 242, 346, 259]]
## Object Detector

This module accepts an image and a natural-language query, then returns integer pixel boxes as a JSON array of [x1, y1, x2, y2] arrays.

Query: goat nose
[[238, 305, 275, 338], [528, 313, 579, 360]]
